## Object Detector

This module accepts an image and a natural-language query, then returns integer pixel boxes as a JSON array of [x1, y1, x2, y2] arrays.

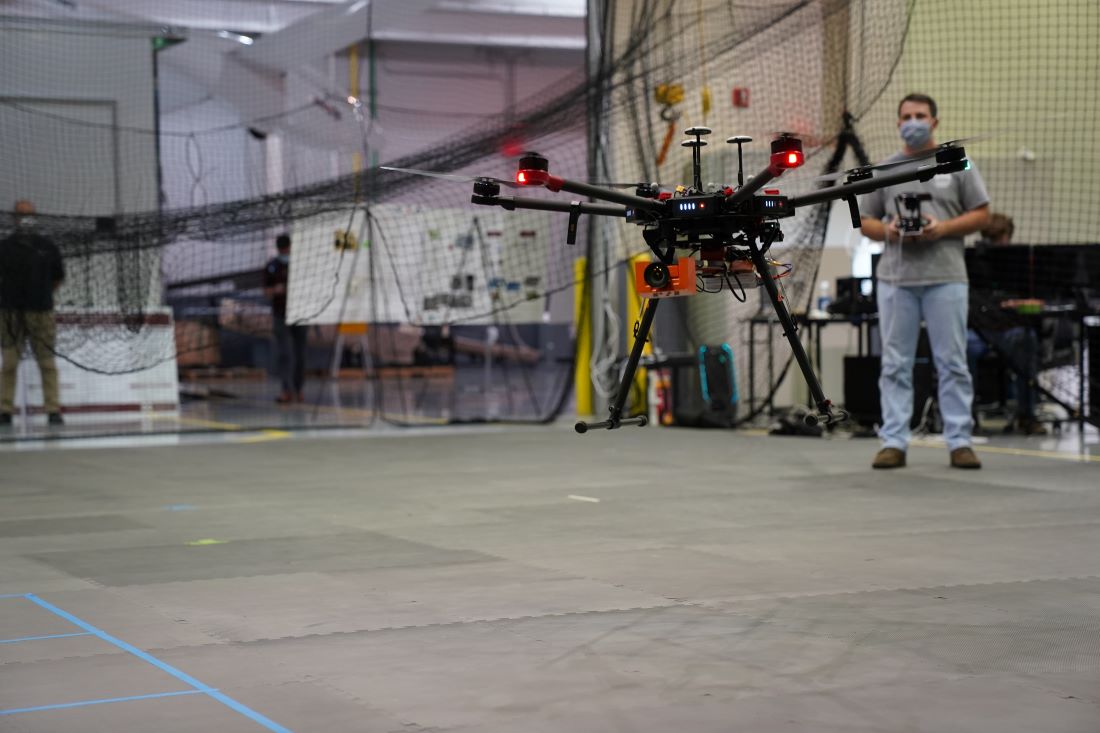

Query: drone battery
[[752, 195, 793, 217], [635, 256, 696, 298], [670, 194, 725, 217]]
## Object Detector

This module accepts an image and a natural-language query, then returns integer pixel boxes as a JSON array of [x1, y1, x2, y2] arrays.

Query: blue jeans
[[877, 281, 973, 451]]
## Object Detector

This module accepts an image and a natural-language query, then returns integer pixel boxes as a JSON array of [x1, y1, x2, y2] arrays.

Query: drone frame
[[386, 128, 970, 435]]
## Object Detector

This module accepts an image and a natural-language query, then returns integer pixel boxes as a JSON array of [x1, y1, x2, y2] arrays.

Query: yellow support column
[[342, 44, 368, 352], [574, 257, 592, 417], [349, 44, 362, 175]]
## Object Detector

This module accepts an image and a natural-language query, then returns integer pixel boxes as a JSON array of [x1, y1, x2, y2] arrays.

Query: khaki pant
[[1, 310, 61, 415]]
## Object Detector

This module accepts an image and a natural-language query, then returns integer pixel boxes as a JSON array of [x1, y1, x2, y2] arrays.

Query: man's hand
[[884, 217, 900, 241], [917, 215, 946, 242]]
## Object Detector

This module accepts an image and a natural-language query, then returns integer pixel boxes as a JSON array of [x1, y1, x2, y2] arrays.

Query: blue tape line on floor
[[0, 689, 207, 716], [23, 594, 293, 733], [0, 632, 92, 645]]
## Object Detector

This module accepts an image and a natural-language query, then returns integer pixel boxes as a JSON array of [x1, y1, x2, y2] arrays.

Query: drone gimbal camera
[[382, 129, 971, 435], [895, 192, 933, 235]]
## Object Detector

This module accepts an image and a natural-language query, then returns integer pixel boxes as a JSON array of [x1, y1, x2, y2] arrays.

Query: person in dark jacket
[[0, 200, 66, 426], [264, 233, 307, 403]]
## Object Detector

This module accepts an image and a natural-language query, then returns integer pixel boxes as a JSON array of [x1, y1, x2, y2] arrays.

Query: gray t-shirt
[[860, 152, 989, 286]]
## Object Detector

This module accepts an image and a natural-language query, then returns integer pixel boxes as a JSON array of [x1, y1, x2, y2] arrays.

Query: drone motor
[[770, 135, 805, 170], [516, 152, 549, 186], [472, 179, 501, 197]]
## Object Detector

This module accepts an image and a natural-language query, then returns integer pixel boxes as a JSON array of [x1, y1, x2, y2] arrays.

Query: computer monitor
[[967, 243, 1099, 302], [965, 244, 1033, 295], [831, 276, 876, 315]]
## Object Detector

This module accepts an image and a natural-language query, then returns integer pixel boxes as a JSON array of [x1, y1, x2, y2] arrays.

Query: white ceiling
[[2, 0, 586, 40]]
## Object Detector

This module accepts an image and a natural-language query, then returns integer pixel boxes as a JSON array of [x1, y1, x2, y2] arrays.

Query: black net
[[1, 0, 1097, 439]]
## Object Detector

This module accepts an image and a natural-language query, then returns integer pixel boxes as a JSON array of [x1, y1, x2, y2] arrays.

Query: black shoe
[[48, 412, 64, 426], [0, 413, 11, 426]]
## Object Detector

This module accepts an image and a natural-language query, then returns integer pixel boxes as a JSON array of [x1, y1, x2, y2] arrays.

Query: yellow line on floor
[[260, 402, 447, 424], [380, 413, 450, 426], [912, 440, 1100, 464], [153, 415, 243, 431], [740, 427, 1097, 463], [959, 442, 1095, 460], [234, 430, 292, 444]]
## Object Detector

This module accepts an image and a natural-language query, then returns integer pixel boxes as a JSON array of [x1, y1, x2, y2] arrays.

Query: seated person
[[413, 325, 455, 366], [966, 212, 1046, 435]]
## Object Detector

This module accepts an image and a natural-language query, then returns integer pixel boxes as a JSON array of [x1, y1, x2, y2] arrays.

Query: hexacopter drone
[[384, 126, 969, 435]]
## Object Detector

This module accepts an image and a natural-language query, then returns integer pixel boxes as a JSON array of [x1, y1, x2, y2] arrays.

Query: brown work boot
[[950, 446, 982, 469], [872, 447, 906, 469], [1018, 417, 1048, 436]]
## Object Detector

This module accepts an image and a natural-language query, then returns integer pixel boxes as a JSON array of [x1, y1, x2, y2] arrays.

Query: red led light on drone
[[769, 136, 805, 172], [516, 152, 550, 186], [516, 169, 551, 187], [517, 169, 548, 185]]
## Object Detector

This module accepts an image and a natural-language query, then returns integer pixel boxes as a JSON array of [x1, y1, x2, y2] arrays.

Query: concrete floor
[[2, 425, 1100, 732]]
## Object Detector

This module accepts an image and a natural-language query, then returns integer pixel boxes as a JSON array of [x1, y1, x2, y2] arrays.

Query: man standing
[[860, 94, 990, 469], [0, 200, 66, 426], [264, 233, 307, 403]]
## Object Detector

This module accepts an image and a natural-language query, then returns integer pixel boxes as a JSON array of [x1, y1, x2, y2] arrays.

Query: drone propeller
[[814, 131, 999, 184], [586, 180, 665, 190], [813, 161, 887, 185], [380, 165, 522, 189], [869, 132, 996, 170], [753, 129, 832, 147]]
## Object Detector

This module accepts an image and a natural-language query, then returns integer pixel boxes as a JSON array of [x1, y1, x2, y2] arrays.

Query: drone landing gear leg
[[575, 297, 658, 434], [747, 241, 848, 428]]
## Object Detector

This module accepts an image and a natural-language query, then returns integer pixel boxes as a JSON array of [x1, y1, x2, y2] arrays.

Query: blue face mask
[[277, 253, 289, 264], [900, 119, 933, 149]]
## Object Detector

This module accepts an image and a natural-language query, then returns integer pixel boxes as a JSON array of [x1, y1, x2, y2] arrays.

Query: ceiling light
[[217, 30, 254, 45]]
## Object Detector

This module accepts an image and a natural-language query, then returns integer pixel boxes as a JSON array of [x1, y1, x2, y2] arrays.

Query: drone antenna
[[681, 126, 711, 192], [726, 136, 752, 188]]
